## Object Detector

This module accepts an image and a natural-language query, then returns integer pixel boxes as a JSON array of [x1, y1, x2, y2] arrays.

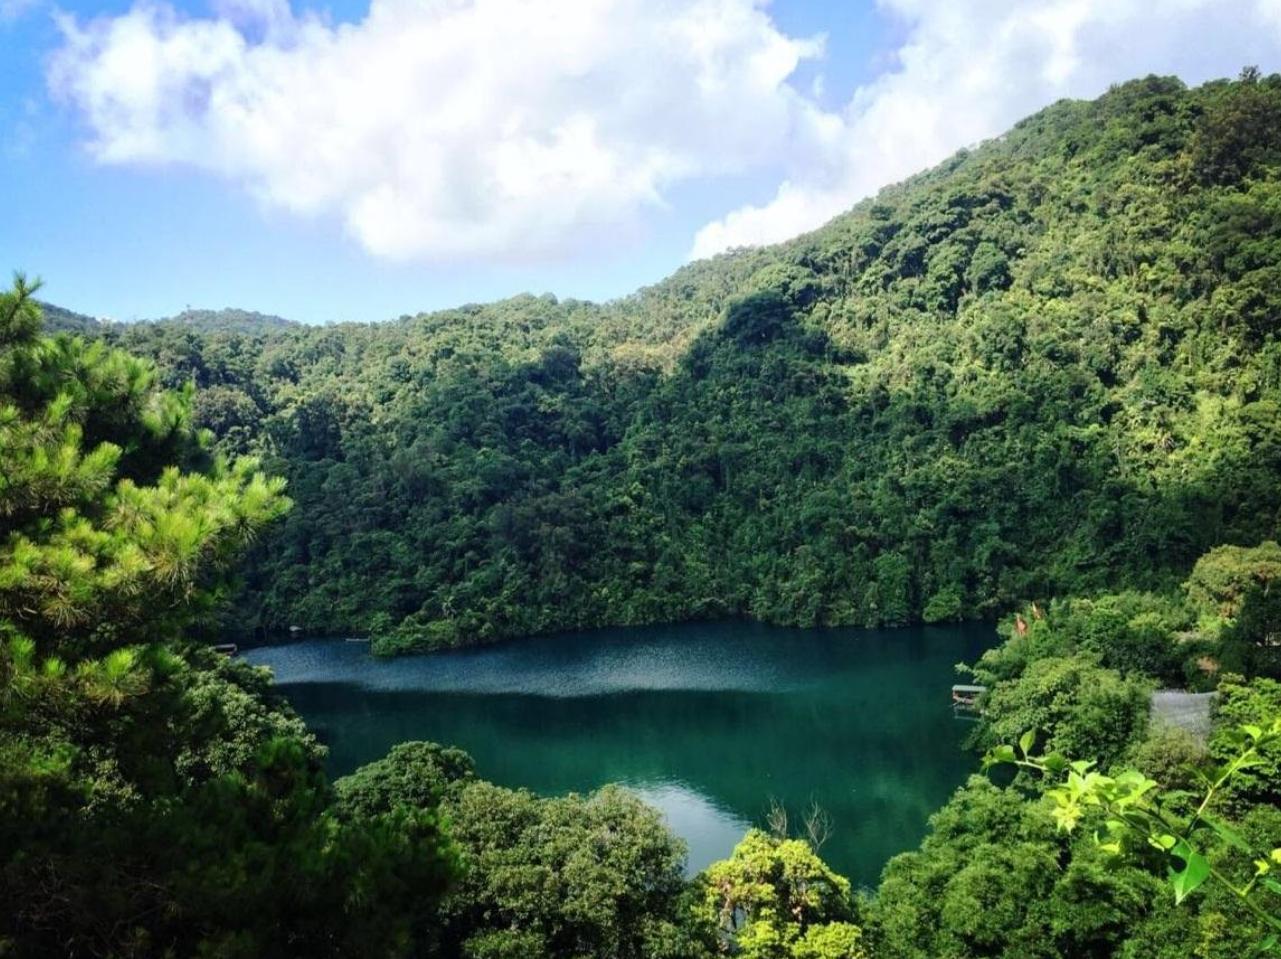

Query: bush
[[976, 654, 1151, 768], [1129, 724, 1208, 791], [922, 585, 964, 624], [697, 829, 864, 959]]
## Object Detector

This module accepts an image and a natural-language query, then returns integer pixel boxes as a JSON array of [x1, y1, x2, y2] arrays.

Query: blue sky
[[2, 1, 1277, 323]]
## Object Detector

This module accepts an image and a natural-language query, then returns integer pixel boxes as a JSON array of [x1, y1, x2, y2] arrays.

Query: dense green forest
[[6, 70, 1281, 957], [62, 72, 1281, 654], [5, 267, 1281, 955]]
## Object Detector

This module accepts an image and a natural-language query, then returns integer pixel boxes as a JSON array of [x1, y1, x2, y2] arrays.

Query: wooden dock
[[951, 684, 987, 709]]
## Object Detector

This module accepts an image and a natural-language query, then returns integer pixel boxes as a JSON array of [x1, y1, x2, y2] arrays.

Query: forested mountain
[[7, 68, 1281, 958], [78, 72, 1281, 653], [7, 256, 1280, 952], [39, 304, 296, 336], [154, 308, 299, 334], [36, 300, 103, 334]]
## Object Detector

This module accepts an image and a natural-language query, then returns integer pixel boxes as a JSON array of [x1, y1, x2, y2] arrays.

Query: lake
[[243, 621, 993, 885]]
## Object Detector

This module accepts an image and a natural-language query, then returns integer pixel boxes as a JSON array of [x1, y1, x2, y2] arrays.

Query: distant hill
[[155, 308, 298, 334], [37, 301, 106, 335], [62, 72, 1281, 652], [38, 303, 298, 336]]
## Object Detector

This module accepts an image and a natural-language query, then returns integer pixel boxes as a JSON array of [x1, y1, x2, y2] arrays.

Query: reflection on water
[[629, 781, 752, 874], [245, 620, 992, 882]]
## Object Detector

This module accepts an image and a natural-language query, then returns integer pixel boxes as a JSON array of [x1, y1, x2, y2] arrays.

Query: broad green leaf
[[990, 745, 1017, 764], [1042, 753, 1069, 775], [1169, 841, 1210, 905], [1019, 730, 1036, 758]]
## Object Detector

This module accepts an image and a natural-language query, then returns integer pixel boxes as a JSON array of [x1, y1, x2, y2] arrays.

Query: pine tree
[[0, 276, 456, 957]]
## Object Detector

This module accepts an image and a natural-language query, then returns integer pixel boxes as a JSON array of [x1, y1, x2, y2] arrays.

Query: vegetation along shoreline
[[5, 71, 1281, 956]]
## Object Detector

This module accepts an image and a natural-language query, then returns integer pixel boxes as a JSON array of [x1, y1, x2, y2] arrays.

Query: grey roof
[[1150, 689, 1219, 745]]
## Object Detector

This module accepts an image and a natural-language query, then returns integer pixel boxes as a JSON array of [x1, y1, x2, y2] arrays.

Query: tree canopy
[[7, 67, 1281, 959], [70, 72, 1281, 653], [0, 278, 457, 957]]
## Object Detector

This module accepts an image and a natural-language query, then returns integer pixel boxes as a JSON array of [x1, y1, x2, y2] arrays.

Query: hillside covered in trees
[[81, 71, 1281, 653], [7, 68, 1281, 958], [6, 268, 1281, 954]]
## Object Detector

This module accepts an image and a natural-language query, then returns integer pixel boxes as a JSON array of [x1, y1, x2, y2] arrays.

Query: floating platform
[[951, 684, 987, 708]]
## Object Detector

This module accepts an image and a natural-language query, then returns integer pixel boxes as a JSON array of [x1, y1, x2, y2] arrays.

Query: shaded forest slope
[[77, 72, 1281, 651]]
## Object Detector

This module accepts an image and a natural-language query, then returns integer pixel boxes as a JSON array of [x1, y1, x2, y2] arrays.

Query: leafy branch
[[983, 720, 1281, 950]]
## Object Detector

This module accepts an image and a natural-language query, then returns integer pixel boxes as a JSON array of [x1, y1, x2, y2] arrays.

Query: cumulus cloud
[[48, 0, 1281, 263], [691, 0, 1281, 257], [49, 0, 829, 260]]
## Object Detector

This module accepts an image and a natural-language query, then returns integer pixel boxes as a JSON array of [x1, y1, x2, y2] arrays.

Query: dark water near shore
[[244, 621, 992, 884]]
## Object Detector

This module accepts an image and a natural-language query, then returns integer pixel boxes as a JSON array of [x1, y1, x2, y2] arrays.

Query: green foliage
[[334, 746, 699, 959], [1185, 542, 1281, 621], [1209, 677, 1281, 813], [1130, 723, 1210, 791], [921, 584, 963, 624], [3, 731, 456, 957], [443, 782, 695, 959], [0, 283, 458, 957], [882, 550, 1281, 959], [0, 277, 290, 658], [697, 829, 865, 959], [970, 591, 1192, 689], [334, 739, 477, 818], [973, 653, 1152, 770], [869, 776, 1159, 959], [1190, 69, 1281, 185], [1227, 585, 1281, 677], [78, 73, 1281, 651], [873, 699, 1281, 959], [1183, 543, 1281, 677], [983, 716, 1281, 950], [8, 64, 1281, 959]]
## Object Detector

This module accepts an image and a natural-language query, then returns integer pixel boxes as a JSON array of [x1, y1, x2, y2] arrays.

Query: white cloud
[[691, 0, 1281, 258], [48, 0, 1281, 264], [49, 0, 828, 260]]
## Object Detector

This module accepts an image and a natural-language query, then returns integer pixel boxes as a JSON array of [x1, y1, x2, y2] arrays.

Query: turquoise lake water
[[244, 621, 992, 884]]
